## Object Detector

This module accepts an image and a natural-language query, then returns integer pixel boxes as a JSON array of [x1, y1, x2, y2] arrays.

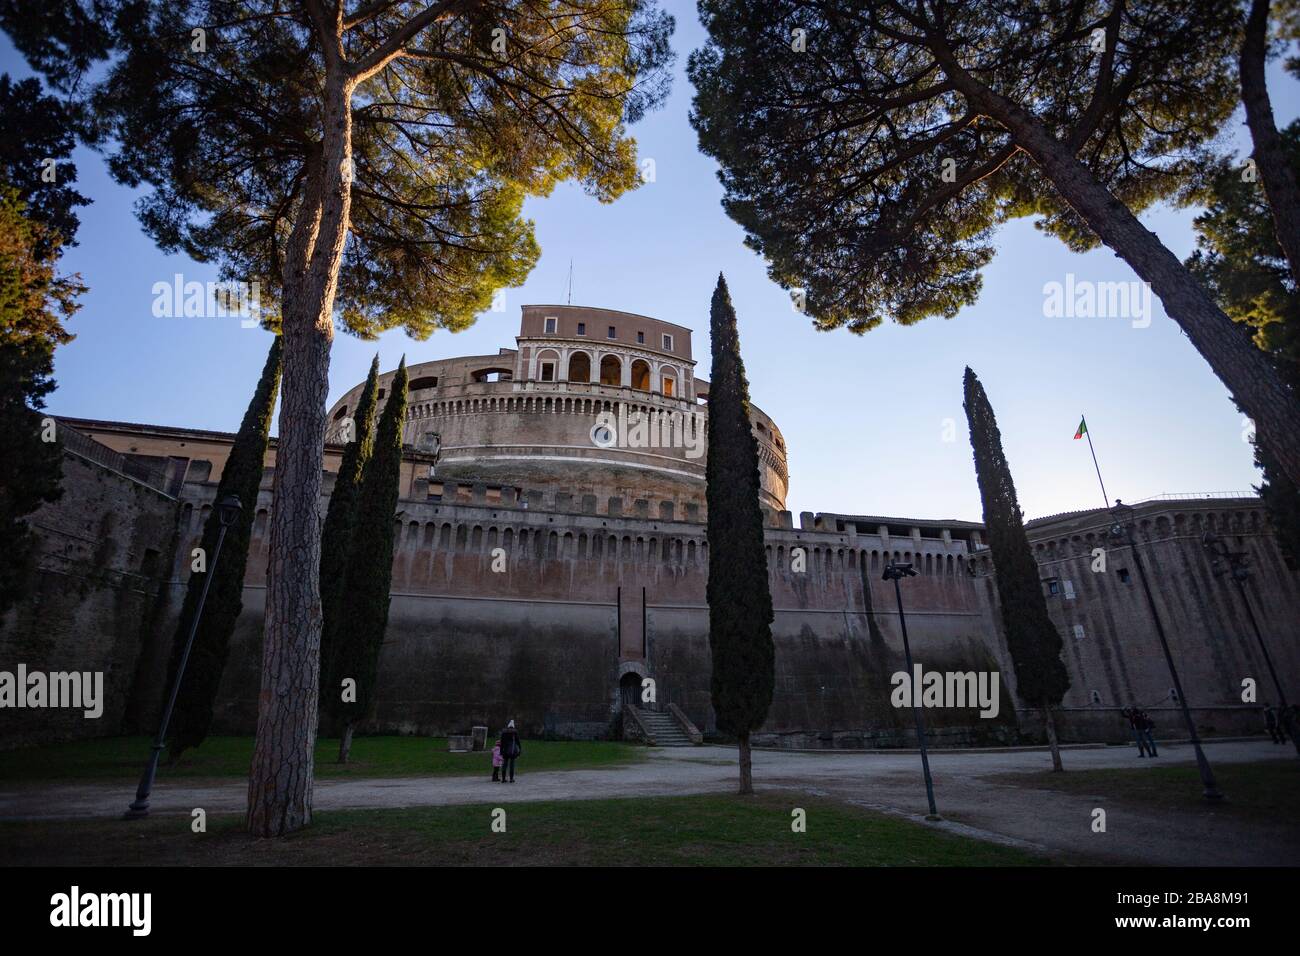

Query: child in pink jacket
[[491, 739, 503, 781]]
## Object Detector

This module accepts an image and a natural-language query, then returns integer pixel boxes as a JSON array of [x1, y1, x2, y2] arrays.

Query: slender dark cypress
[[963, 367, 1071, 771], [319, 354, 380, 721], [329, 358, 408, 762], [705, 275, 775, 794], [165, 337, 281, 760]]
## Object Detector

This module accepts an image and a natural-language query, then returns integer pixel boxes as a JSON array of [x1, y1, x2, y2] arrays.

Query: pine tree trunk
[[738, 730, 754, 795], [338, 720, 354, 764], [1241, 0, 1300, 291], [943, 61, 1300, 487], [1044, 706, 1063, 772], [246, 68, 356, 838]]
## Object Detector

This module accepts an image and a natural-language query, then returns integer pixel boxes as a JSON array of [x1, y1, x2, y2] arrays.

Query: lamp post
[[883, 561, 940, 820], [125, 494, 242, 819], [1108, 500, 1222, 801], [1202, 531, 1299, 757]]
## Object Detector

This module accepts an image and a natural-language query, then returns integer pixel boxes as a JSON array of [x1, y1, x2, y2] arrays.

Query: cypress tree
[[165, 336, 281, 760], [319, 354, 381, 720], [963, 367, 1071, 771], [329, 357, 408, 762], [704, 275, 775, 795]]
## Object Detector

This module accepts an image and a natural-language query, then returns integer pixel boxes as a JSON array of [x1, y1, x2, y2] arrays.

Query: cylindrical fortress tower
[[325, 305, 788, 516]]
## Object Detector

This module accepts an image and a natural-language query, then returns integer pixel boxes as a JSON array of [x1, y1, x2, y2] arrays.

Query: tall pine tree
[[328, 358, 408, 763], [319, 353, 380, 722], [704, 275, 775, 795], [166, 336, 281, 760], [963, 367, 1070, 771], [1185, 128, 1300, 568]]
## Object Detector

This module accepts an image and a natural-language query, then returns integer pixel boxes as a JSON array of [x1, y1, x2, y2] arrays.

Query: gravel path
[[2, 739, 1295, 865]]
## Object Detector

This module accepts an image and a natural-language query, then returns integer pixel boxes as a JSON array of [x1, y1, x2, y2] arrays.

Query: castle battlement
[[13, 307, 1295, 753]]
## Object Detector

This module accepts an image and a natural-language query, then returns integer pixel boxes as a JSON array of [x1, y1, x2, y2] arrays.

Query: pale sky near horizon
[[4, 1, 1296, 523]]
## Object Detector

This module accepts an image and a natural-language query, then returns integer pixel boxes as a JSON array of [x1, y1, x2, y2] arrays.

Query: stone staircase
[[635, 708, 694, 747]]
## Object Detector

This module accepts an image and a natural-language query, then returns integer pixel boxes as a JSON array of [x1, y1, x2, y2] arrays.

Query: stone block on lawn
[[447, 735, 473, 752]]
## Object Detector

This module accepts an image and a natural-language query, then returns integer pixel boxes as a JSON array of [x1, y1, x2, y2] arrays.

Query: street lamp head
[[217, 494, 243, 528], [882, 562, 917, 581], [1108, 498, 1135, 541]]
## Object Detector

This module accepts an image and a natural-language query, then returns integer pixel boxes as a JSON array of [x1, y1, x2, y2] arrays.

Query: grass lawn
[[0, 793, 1051, 866], [991, 759, 1300, 827], [0, 735, 642, 783]]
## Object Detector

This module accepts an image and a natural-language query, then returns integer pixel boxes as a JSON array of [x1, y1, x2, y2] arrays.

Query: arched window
[[568, 352, 591, 383], [631, 359, 651, 391], [600, 355, 622, 386]]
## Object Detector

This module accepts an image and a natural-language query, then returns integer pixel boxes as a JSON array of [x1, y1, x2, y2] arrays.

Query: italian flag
[[1074, 417, 1088, 440]]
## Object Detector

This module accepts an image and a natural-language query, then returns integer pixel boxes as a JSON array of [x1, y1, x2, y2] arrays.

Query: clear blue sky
[[4, 2, 1294, 522]]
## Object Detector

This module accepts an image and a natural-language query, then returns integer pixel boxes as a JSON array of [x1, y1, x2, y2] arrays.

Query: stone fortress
[[324, 305, 789, 516], [3, 305, 1299, 750]]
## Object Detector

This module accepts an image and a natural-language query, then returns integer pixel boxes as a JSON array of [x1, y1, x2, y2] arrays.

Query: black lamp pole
[[1109, 500, 1222, 801], [883, 561, 940, 820], [125, 494, 242, 820], [1202, 531, 1299, 758]]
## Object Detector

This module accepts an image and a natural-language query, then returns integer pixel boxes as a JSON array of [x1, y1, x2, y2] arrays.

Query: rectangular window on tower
[[576, 322, 586, 335], [544, 316, 557, 334], [662, 333, 674, 351], [608, 326, 617, 339], [540, 362, 555, 382]]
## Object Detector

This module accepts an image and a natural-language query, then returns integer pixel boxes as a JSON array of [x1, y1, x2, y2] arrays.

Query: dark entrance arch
[[619, 671, 641, 711]]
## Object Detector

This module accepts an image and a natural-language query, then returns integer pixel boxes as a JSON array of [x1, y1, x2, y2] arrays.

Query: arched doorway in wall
[[568, 351, 591, 383], [631, 359, 651, 391], [600, 354, 622, 386], [619, 671, 641, 711]]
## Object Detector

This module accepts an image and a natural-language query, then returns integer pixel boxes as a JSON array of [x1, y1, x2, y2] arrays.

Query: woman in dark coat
[[499, 720, 522, 783]]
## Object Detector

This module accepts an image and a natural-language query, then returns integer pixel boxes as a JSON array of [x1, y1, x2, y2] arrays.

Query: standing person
[[491, 738, 503, 781], [1123, 707, 1149, 758], [499, 720, 522, 783], [1264, 705, 1284, 744], [1138, 709, 1159, 758]]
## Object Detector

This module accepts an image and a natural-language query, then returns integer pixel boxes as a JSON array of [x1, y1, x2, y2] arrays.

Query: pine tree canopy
[[0, 0, 675, 336], [688, 0, 1239, 334], [0, 74, 90, 256]]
